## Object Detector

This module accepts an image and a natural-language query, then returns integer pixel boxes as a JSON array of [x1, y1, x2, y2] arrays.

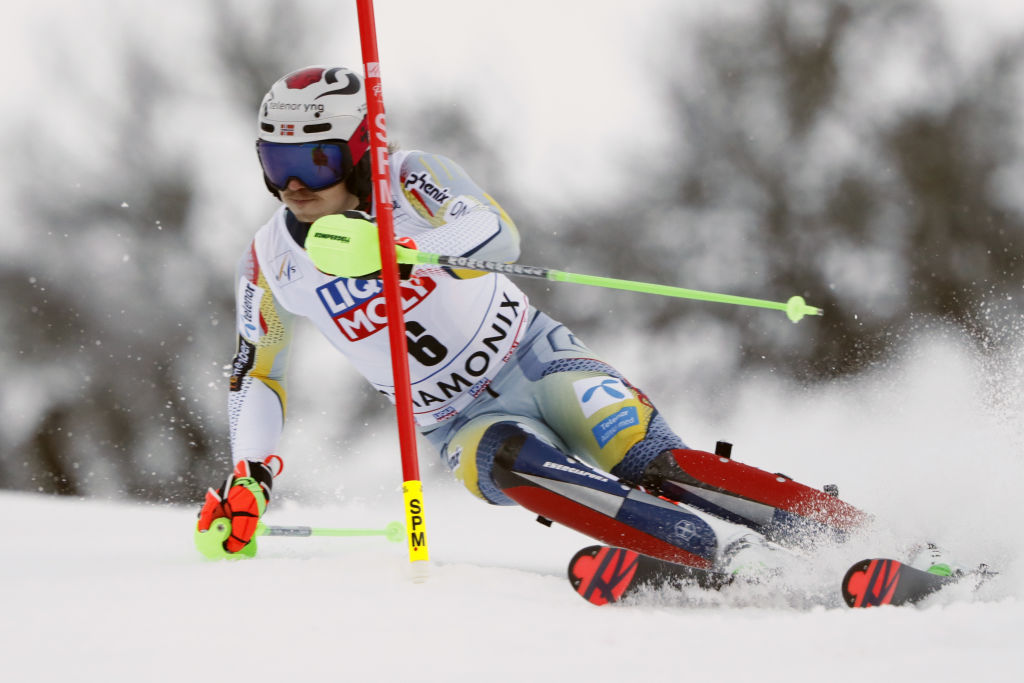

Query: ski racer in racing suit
[[195, 65, 867, 574]]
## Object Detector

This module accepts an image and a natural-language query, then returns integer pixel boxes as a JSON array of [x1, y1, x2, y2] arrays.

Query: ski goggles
[[256, 140, 354, 192]]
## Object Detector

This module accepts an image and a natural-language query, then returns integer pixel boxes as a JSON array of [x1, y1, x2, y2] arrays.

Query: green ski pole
[[306, 214, 823, 323], [195, 518, 404, 560], [257, 521, 404, 541]]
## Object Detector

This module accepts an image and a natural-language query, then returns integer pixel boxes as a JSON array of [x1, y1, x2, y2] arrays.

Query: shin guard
[[488, 423, 717, 568], [641, 448, 868, 543]]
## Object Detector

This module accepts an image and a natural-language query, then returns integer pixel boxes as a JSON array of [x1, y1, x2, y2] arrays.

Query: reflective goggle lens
[[257, 141, 352, 191]]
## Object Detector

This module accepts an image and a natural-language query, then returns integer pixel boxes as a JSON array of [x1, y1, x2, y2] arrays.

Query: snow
[[4, 331, 1023, 682]]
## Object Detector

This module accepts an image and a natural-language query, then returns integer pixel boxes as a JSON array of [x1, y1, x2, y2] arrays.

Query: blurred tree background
[[2, 0, 1023, 501]]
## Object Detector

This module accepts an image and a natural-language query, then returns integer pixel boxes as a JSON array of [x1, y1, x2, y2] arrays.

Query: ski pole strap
[[405, 252, 823, 323]]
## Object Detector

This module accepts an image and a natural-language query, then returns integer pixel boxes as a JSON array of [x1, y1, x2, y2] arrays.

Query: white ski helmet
[[256, 65, 371, 206]]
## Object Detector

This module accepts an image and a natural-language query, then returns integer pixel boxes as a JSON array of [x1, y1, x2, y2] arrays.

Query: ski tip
[[568, 545, 641, 606], [842, 557, 961, 608], [842, 558, 895, 608]]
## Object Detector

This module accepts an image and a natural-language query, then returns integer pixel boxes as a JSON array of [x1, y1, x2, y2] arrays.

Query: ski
[[568, 545, 732, 605], [841, 558, 992, 608], [571, 547, 994, 608]]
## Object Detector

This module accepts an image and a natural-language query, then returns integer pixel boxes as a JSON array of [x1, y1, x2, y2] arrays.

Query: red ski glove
[[195, 456, 282, 559]]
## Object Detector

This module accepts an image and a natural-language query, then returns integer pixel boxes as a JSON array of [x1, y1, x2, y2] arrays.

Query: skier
[[195, 64, 868, 575]]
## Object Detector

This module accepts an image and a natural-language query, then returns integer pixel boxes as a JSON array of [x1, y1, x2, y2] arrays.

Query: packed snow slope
[[4, 333, 1023, 682]]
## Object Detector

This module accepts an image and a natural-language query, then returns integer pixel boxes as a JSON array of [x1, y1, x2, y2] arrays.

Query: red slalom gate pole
[[356, 0, 429, 573]]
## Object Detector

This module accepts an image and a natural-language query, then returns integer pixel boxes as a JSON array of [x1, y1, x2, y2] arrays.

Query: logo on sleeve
[[238, 279, 266, 342], [403, 171, 452, 214], [229, 337, 256, 391], [443, 195, 481, 222]]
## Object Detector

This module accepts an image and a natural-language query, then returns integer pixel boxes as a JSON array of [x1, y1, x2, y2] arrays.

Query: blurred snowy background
[[2, 0, 1024, 510]]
